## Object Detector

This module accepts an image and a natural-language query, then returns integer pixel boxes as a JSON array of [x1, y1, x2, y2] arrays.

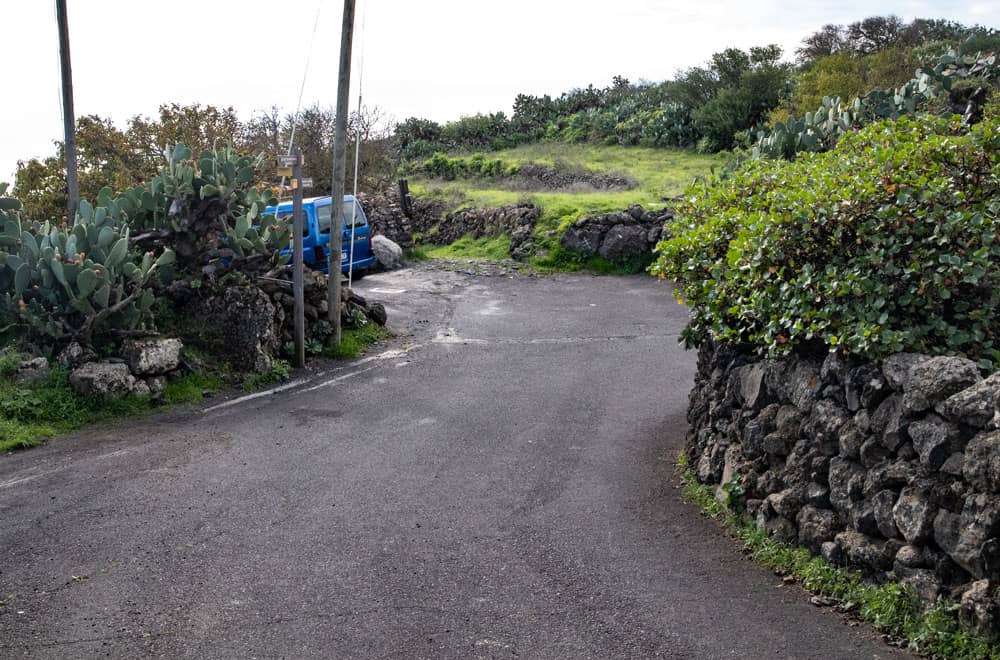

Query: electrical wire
[[276, 2, 322, 199]]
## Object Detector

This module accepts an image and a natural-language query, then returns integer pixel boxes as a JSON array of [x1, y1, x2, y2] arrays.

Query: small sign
[[300, 178, 314, 188], [290, 179, 299, 190], [276, 166, 293, 177], [277, 154, 300, 167]]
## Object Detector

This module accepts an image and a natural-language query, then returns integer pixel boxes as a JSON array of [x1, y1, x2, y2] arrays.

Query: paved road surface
[[0, 266, 911, 659]]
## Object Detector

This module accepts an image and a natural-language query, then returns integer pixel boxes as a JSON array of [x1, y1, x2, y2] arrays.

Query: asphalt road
[[0, 266, 912, 659]]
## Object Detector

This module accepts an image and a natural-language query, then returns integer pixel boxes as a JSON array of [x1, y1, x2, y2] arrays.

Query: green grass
[[408, 144, 723, 272], [323, 323, 394, 360], [417, 235, 512, 261], [0, 345, 226, 452], [494, 142, 725, 197], [0, 366, 152, 453], [162, 373, 225, 404], [677, 452, 1000, 659], [402, 246, 431, 261], [242, 359, 291, 391]]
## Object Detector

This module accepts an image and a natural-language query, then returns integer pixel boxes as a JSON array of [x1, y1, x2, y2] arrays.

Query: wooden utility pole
[[328, 0, 356, 345], [55, 0, 79, 223], [291, 149, 306, 368]]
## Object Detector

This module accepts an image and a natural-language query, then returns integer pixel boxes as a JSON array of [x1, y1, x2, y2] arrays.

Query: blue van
[[267, 195, 377, 274]]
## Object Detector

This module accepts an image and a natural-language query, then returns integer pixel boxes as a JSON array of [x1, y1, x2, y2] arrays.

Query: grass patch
[[418, 234, 512, 261], [242, 359, 291, 391], [676, 452, 1000, 659], [162, 373, 225, 404], [324, 323, 393, 360], [403, 246, 431, 261], [0, 365, 151, 453], [532, 246, 654, 275], [407, 144, 722, 275], [493, 142, 724, 197]]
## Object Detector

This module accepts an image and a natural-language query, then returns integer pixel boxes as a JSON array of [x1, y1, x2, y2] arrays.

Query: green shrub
[[323, 324, 392, 360], [417, 153, 519, 181], [651, 115, 1000, 366], [242, 359, 290, 391], [0, 347, 22, 380]]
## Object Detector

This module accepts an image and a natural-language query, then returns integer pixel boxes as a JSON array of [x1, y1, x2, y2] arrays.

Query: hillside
[[404, 143, 724, 270]]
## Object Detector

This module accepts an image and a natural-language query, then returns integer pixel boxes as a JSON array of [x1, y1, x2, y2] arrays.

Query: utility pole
[[55, 0, 79, 224], [328, 0, 355, 345], [291, 149, 306, 368]]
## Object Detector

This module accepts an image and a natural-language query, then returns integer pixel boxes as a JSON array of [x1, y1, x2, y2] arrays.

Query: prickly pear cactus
[[0, 183, 175, 351], [130, 144, 292, 268], [754, 49, 1000, 160]]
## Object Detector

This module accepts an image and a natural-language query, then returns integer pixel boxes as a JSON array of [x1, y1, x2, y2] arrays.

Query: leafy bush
[[416, 153, 519, 181], [651, 115, 999, 366]]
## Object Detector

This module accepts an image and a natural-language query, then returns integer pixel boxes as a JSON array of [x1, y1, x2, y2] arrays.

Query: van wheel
[[349, 268, 367, 281]]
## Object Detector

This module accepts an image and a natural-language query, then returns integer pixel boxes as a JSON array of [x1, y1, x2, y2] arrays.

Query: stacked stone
[[560, 205, 673, 261], [63, 338, 183, 396], [687, 342, 1000, 633], [514, 163, 635, 191], [430, 204, 541, 260], [257, 269, 388, 347], [358, 190, 446, 249]]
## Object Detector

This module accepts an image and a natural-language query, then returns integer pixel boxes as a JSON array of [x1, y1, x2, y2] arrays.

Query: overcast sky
[[3, 1, 997, 183]]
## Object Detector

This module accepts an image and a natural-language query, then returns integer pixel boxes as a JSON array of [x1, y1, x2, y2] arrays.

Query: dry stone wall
[[560, 205, 672, 261], [358, 189, 445, 249], [430, 204, 541, 259], [687, 341, 1000, 628]]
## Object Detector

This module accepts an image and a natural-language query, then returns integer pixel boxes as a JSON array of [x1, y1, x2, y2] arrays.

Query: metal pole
[[292, 149, 306, 368], [55, 0, 79, 223], [328, 0, 355, 346]]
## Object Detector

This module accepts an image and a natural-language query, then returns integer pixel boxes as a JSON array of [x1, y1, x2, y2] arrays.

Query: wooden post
[[55, 0, 79, 223], [328, 0, 356, 346], [292, 149, 305, 368], [398, 178, 412, 217]]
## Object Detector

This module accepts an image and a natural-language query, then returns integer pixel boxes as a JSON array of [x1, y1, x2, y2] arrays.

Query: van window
[[319, 200, 366, 234]]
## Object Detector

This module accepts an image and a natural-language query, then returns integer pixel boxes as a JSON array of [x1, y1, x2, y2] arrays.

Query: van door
[[343, 198, 372, 264]]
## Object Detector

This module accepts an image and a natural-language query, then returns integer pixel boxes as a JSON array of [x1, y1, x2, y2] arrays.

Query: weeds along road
[[0, 265, 910, 659]]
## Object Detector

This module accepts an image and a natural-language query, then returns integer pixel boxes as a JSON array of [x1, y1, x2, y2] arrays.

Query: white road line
[[300, 364, 382, 393], [201, 348, 415, 413], [201, 378, 311, 413]]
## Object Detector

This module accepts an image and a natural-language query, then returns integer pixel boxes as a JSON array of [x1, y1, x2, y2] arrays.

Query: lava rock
[[965, 430, 1000, 494], [893, 487, 937, 544], [797, 505, 843, 550], [908, 414, 959, 470], [69, 362, 141, 397], [938, 371, 1000, 429], [902, 356, 982, 413], [121, 338, 182, 376]]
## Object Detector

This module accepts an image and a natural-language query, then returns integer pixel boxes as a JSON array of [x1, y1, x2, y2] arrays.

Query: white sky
[[3, 1, 998, 183]]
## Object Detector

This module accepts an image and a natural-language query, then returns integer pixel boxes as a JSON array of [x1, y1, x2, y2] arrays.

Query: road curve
[[0, 267, 911, 659]]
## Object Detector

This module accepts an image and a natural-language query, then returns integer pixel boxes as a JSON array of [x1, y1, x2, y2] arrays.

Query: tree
[[797, 24, 846, 63], [845, 15, 905, 54], [711, 48, 751, 87]]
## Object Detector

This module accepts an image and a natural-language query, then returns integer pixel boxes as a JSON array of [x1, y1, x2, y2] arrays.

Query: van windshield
[[318, 200, 365, 234]]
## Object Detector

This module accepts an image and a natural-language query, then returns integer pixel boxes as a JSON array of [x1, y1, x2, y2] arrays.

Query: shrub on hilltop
[[650, 115, 999, 367]]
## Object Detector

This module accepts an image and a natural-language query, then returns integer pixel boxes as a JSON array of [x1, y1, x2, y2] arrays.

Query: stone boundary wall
[[431, 204, 541, 259], [560, 205, 673, 261], [362, 183, 674, 265], [358, 190, 445, 249], [687, 341, 1000, 628]]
